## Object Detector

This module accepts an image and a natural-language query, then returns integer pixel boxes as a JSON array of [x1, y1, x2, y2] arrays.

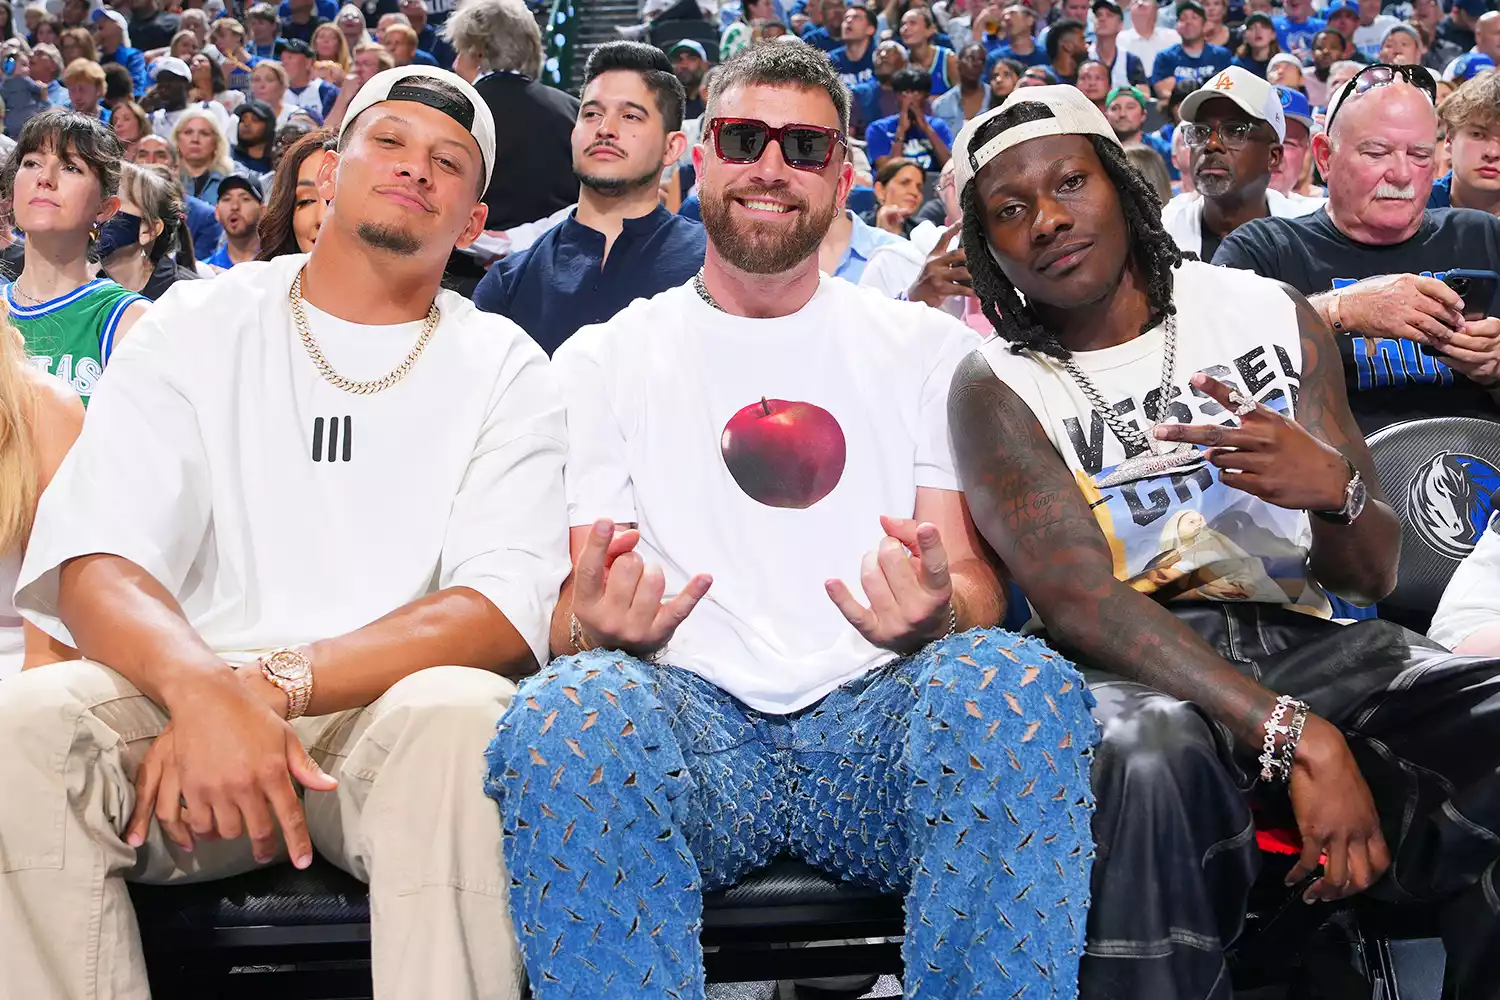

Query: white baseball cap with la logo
[[1179, 66, 1287, 142]]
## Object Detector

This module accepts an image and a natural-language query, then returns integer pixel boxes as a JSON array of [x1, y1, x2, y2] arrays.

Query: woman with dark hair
[[256, 128, 333, 260], [1232, 11, 1280, 77], [188, 51, 240, 113], [864, 156, 925, 235], [0, 109, 149, 404], [101, 162, 199, 300]]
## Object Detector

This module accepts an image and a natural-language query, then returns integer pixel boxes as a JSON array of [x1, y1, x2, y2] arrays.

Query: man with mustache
[[1214, 65, 1500, 434], [1161, 67, 1321, 259], [486, 41, 1100, 1000], [473, 41, 706, 356]]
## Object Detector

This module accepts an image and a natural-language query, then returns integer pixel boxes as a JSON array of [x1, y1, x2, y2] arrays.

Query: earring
[[88, 222, 100, 242]]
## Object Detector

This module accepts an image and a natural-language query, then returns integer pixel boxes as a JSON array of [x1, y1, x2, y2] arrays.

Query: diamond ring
[[1227, 389, 1257, 416]]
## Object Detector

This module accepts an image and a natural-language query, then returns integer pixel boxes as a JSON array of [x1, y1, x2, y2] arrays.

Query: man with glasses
[[1215, 63, 1500, 433], [473, 42, 706, 357], [485, 41, 1100, 1000], [1162, 67, 1321, 257]]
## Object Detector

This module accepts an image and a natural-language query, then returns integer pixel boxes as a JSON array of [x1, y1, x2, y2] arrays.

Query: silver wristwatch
[[1311, 458, 1367, 526], [259, 646, 314, 720]]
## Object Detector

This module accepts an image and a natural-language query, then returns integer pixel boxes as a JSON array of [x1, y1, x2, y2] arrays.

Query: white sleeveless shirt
[[978, 259, 1331, 616]]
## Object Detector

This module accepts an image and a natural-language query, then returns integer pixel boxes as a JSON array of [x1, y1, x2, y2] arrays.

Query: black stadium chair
[[131, 855, 904, 998], [1364, 416, 1500, 633]]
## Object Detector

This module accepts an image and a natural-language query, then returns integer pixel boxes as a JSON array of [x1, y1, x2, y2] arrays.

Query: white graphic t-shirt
[[556, 276, 981, 713], [979, 260, 1330, 617]]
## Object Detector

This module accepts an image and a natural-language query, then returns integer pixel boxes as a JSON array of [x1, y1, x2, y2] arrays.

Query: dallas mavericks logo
[[1408, 453, 1500, 559]]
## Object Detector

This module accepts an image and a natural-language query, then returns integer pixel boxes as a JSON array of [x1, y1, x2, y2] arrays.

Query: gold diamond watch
[[259, 647, 314, 720]]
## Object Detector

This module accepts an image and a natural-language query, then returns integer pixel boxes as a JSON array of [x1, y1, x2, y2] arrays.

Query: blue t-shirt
[[865, 113, 955, 171], [830, 44, 875, 86], [1428, 171, 1453, 208], [472, 206, 708, 357], [800, 25, 840, 51], [1272, 13, 1325, 61], [206, 245, 235, 269], [185, 195, 222, 262], [1231, 54, 1270, 77], [849, 79, 900, 134], [277, 0, 339, 19], [984, 43, 1051, 77], [1151, 42, 1233, 85], [101, 45, 147, 96]]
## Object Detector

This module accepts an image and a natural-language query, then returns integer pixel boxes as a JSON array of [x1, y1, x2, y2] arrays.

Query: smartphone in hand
[[1420, 269, 1499, 356]]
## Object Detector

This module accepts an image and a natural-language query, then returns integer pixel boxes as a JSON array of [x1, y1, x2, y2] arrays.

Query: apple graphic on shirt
[[720, 397, 847, 509]]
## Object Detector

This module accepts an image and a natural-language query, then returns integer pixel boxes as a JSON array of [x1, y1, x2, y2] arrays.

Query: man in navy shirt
[[473, 42, 705, 356], [1151, 0, 1232, 99], [1272, 0, 1326, 62], [984, 3, 1051, 74], [850, 39, 907, 133], [829, 3, 877, 85]]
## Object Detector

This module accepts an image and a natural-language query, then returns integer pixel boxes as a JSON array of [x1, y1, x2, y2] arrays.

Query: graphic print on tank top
[[720, 396, 847, 508], [1066, 354, 1329, 614]]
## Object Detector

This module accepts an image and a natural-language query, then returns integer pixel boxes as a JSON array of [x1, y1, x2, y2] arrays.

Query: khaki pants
[[0, 660, 523, 1000]]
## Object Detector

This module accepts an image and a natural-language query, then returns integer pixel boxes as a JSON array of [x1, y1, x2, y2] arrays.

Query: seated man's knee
[[0, 659, 137, 750], [375, 665, 519, 744], [1092, 688, 1224, 796], [923, 628, 1099, 740]]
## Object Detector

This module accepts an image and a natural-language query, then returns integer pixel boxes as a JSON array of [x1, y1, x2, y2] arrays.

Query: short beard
[[356, 222, 423, 254], [1194, 169, 1235, 198], [577, 165, 662, 197], [698, 183, 838, 275]]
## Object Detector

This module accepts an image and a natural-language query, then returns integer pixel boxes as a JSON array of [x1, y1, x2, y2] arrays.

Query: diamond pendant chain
[[1061, 313, 1178, 453], [290, 268, 440, 395]]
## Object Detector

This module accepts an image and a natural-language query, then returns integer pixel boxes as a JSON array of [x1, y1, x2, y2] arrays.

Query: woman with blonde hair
[[0, 308, 85, 677], [311, 20, 350, 73], [168, 29, 200, 61], [170, 106, 236, 201], [249, 59, 294, 125], [100, 162, 199, 300], [334, 3, 371, 50], [58, 27, 95, 66]]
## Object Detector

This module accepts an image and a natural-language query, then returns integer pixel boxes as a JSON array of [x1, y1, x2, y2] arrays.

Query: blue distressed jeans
[[485, 629, 1099, 999]]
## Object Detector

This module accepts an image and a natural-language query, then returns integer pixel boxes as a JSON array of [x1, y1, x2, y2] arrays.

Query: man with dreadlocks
[[948, 84, 1500, 999]]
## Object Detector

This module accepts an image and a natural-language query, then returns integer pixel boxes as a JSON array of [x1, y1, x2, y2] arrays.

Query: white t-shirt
[[0, 549, 20, 679], [978, 260, 1331, 617], [1429, 513, 1500, 650], [1119, 24, 1182, 75], [16, 253, 569, 667], [1161, 188, 1325, 257], [557, 276, 981, 713], [1353, 15, 1399, 59]]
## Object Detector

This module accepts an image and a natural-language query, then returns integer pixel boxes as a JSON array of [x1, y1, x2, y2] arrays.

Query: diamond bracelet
[[1258, 694, 1311, 783]]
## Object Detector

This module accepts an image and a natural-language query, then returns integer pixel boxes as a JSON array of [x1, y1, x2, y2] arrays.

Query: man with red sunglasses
[[485, 41, 1100, 1000]]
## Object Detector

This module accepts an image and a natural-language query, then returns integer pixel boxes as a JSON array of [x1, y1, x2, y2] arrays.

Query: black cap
[[1243, 10, 1273, 26], [1175, 0, 1206, 15], [275, 36, 313, 58], [233, 97, 277, 125], [217, 174, 262, 202], [1091, 0, 1123, 14]]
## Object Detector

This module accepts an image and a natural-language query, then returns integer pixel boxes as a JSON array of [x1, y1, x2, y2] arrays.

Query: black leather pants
[[1073, 603, 1500, 1000]]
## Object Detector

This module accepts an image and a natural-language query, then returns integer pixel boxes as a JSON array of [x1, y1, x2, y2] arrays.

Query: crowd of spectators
[[1, 0, 1500, 996]]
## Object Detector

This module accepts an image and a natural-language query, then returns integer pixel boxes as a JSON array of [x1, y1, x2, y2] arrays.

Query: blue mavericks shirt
[[472, 206, 707, 357], [865, 113, 955, 172], [831, 44, 875, 86], [1272, 13, 1326, 61], [1152, 42, 1234, 85], [1428, 171, 1453, 208], [1212, 207, 1500, 434]]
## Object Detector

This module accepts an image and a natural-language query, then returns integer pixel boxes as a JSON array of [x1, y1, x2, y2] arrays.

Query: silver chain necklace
[[289, 268, 439, 395], [1055, 313, 1205, 488], [693, 268, 725, 312]]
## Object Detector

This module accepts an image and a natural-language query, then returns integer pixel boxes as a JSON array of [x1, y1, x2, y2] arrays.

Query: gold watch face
[[264, 649, 308, 680]]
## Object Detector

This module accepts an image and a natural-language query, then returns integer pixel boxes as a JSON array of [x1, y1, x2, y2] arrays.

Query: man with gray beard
[[1215, 64, 1500, 434], [472, 40, 706, 356], [1161, 66, 1321, 259]]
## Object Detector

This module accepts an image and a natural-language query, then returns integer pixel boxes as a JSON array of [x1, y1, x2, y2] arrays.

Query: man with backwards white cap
[[1161, 66, 1322, 257], [948, 83, 1500, 1000], [0, 66, 565, 999]]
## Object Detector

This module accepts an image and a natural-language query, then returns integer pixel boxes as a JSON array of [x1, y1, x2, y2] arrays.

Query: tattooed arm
[[1284, 285, 1401, 605], [947, 352, 1278, 745], [950, 352, 1391, 902]]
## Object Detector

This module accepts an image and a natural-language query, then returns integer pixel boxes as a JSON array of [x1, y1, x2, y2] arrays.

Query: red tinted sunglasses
[[708, 117, 847, 171]]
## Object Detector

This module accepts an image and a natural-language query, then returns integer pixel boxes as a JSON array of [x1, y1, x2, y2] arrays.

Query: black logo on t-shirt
[[312, 416, 352, 463]]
